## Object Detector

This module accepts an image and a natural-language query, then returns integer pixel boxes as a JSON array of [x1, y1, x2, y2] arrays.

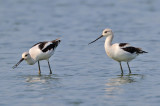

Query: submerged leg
[[127, 62, 132, 74], [119, 62, 123, 75], [38, 61, 41, 75], [48, 60, 52, 74]]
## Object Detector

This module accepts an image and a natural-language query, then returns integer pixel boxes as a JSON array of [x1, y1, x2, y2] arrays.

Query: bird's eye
[[25, 54, 28, 57], [104, 31, 108, 33]]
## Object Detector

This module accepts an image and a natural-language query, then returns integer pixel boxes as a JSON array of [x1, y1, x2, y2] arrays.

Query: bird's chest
[[105, 46, 120, 61], [106, 50, 112, 57], [105, 50, 121, 62], [105, 48, 114, 58]]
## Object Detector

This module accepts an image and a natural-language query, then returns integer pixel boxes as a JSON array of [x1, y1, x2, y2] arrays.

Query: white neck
[[105, 34, 113, 49], [25, 56, 36, 65], [104, 34, 114, 58]]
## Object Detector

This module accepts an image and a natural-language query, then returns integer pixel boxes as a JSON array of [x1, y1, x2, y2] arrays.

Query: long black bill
[[12, 58, 24, 69], [88, 35, 103, 45]]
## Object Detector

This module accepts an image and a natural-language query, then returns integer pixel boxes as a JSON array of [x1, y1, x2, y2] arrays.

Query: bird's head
[[102, 28, 113, 37], [88, 28, 113, 45], [12, 52, 30, 69], [22, 52, 30, 60]]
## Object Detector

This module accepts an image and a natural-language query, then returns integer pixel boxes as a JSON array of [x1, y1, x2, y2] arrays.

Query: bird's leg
[[47, 60, 52, 74], [127, 62, 132, 74], [119, 62, 123, 75], [38, 61, 41, 75]]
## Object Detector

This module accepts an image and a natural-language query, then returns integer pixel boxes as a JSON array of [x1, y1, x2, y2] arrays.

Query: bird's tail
[[141, 50, 148, 53], [51, 38, 61, 49], [52, 38, 61, 43], [137, 48, 148, 54]]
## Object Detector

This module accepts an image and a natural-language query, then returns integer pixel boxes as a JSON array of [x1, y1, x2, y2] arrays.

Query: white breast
[[105, 43, 137, 62]]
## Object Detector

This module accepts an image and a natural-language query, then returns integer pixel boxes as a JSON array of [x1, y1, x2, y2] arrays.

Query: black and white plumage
[[119, 43, 147, 54], [89, 28, 147, 75], [13, 38, 61, 74]]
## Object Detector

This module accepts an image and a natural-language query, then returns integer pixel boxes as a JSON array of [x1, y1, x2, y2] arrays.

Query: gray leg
[[119, 62, 123, 75], [127, 62, 131, 74], [38, 61, 41, 75], [48, 60, 52, 74]]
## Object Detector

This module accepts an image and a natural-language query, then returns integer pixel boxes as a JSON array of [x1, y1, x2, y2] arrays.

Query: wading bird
[[13, 39, 61, 75], [89, 28, 147, 75]]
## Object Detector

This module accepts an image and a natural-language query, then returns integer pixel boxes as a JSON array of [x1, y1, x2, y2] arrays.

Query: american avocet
[[89, 28, 147, 75], [13, 39, 61, 75]]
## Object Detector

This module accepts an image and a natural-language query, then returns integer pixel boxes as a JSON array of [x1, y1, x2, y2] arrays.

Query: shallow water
[[0, 0, 160, 106]]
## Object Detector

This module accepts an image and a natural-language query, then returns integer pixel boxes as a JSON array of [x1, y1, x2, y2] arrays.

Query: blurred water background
[[0, 0, 160, 105]]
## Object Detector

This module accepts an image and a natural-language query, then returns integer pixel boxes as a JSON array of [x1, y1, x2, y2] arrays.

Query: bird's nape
[[12, 58, 24, 69], [88, 35, 103, 45]]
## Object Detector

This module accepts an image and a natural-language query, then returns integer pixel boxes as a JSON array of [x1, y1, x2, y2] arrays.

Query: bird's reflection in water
[[25, 74, 59, 83], [105, 74, 144, 98], [26, 76, 46, 83], [20, 74, 61, 93]]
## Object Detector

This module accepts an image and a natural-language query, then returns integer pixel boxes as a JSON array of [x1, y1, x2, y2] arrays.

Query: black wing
[[119, 43, 129, 47], [122, 47, 148, 54], [32, 41, 47, 49], [42, 39, 61, 52]]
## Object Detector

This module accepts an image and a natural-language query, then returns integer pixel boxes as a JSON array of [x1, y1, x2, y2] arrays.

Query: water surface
[[0, 0, 160, 106]]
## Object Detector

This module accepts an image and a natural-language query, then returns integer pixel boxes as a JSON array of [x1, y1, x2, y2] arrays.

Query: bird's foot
[[38, 70, 41, 75], [50, 71, 52, 74], [121, 73, 124, 76]]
